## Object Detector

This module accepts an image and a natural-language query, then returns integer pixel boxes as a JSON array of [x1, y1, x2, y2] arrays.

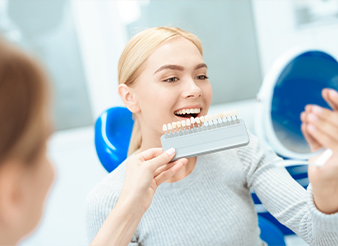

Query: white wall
[[252, 0, 338, 77]]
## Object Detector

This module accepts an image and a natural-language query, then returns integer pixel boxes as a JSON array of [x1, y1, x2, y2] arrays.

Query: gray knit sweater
[[86, 133, 338, 245]]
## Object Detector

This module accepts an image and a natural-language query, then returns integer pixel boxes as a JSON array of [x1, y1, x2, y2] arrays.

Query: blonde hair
[[118, 27, 203, 156]]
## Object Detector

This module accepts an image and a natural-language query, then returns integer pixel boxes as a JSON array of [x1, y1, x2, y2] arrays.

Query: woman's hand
[[300, 88, 338, 214], [91, 148, 187, 246], [119, 147, 188, 212]]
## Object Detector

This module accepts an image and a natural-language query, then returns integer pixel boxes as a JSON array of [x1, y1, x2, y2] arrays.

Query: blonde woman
[[86, 27, 338, 245], [0, 38, 187, 246]]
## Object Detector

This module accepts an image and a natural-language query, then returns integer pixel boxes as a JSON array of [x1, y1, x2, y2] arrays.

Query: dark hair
[[0, 38, 50, 165]]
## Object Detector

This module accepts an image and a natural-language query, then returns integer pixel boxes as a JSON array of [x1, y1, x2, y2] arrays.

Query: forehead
[[145, 37, 204, 69]]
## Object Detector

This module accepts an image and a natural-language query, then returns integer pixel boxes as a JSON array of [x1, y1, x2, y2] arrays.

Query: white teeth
[[175, 108, 201, 115]]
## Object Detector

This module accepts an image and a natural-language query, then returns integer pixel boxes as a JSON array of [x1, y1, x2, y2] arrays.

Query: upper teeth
[[175, 108, 201, 115]]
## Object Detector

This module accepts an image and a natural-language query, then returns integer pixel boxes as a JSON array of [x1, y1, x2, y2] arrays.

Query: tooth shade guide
[[161, 117, 249, 161], [163, 124, 168, 133], [172, 122, 177, 132], [233, 109, 238, 118]]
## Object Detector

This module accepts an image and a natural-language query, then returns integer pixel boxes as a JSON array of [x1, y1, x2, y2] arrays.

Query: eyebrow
[[154, 63, 208, 74]]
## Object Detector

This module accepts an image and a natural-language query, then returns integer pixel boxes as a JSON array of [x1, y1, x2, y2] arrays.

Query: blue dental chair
[[94, 106, 286, 246]]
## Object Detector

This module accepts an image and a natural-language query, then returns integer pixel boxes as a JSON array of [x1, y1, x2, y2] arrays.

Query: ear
[[0, 160, 24, 227], [118, 84, 140, 113]]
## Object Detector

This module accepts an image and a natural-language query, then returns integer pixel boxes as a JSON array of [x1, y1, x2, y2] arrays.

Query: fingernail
[[166, 148, 175, 156], [329, 89, 338, 98], [308, 113, 318, 122], [307, 124, 316, 132], [312, 105, 322, 115]]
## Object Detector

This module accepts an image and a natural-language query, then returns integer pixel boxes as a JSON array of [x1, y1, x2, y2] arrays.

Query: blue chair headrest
[[95, 107, 134, 172]]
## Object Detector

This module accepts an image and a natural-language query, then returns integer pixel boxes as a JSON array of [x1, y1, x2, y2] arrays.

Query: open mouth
[[174, 108, 201, 119]]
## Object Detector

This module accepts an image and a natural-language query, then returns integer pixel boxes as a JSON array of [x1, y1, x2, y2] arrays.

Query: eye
[[163, 77, 179, 83], [196, 75, 209, 80]]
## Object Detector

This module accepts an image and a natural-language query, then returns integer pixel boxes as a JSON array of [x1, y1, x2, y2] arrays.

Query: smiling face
[[130, 37, 213, 144]]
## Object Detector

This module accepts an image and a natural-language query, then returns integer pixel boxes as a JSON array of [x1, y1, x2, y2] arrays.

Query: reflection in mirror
[[271, 51, 338, 153]]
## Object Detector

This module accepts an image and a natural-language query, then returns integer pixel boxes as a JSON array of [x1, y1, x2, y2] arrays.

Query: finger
[[301, 123, 322, 152], [306, 112, 338, 143], [146, 148, 176, 171], [154, 159, 188, 186], [305, 105, 311, 112], [136, 148, 163, 162], [154, 158, 188, 177], [154, 162, 175, 177], [309, 105, 338, 128], [300, 111, 306, 122], [306, 123, 338, 151], [322, 88, 338, 111]]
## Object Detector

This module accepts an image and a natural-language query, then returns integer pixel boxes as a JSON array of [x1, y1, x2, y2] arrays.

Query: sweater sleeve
[[237, 132, 338, 246], [85, 173, 139, 245]]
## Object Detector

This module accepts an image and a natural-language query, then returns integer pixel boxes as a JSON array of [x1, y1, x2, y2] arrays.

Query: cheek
[[138, 85, 178, 127], [27, 158, 55, 228], [202, 82, 213, 105]]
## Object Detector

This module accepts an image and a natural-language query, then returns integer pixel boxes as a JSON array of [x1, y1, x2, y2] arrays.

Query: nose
[[181, 78, 202, 99]]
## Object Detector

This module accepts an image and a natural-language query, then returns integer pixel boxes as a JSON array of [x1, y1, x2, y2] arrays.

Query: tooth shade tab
[[205, 115, 210, 122], [186, 119, 191, 126], [214, 113, 219, 119], [200, 116, 205, 122], [209, 115, 214, 121], [177, 121, 182, 127], [181, 120, 186, 127], [233, 109, 238, 117], [195, 117, 200, 123], [191, 117, 195, 124], [172, 122, 177, 129], [163, 124, 167, 132], [219, 112, 224, 118], [229, 111, 233, 117], [167, 123, 172, 130], [223, 111, 228, 118]]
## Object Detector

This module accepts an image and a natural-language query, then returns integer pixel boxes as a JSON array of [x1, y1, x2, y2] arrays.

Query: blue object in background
[[259, 216, 286, 246], [271, 51, 338, 154], [95, 107, 134, 172]]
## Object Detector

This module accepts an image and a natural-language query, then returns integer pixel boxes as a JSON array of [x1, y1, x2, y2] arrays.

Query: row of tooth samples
[[163, 109, 238, 134]]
